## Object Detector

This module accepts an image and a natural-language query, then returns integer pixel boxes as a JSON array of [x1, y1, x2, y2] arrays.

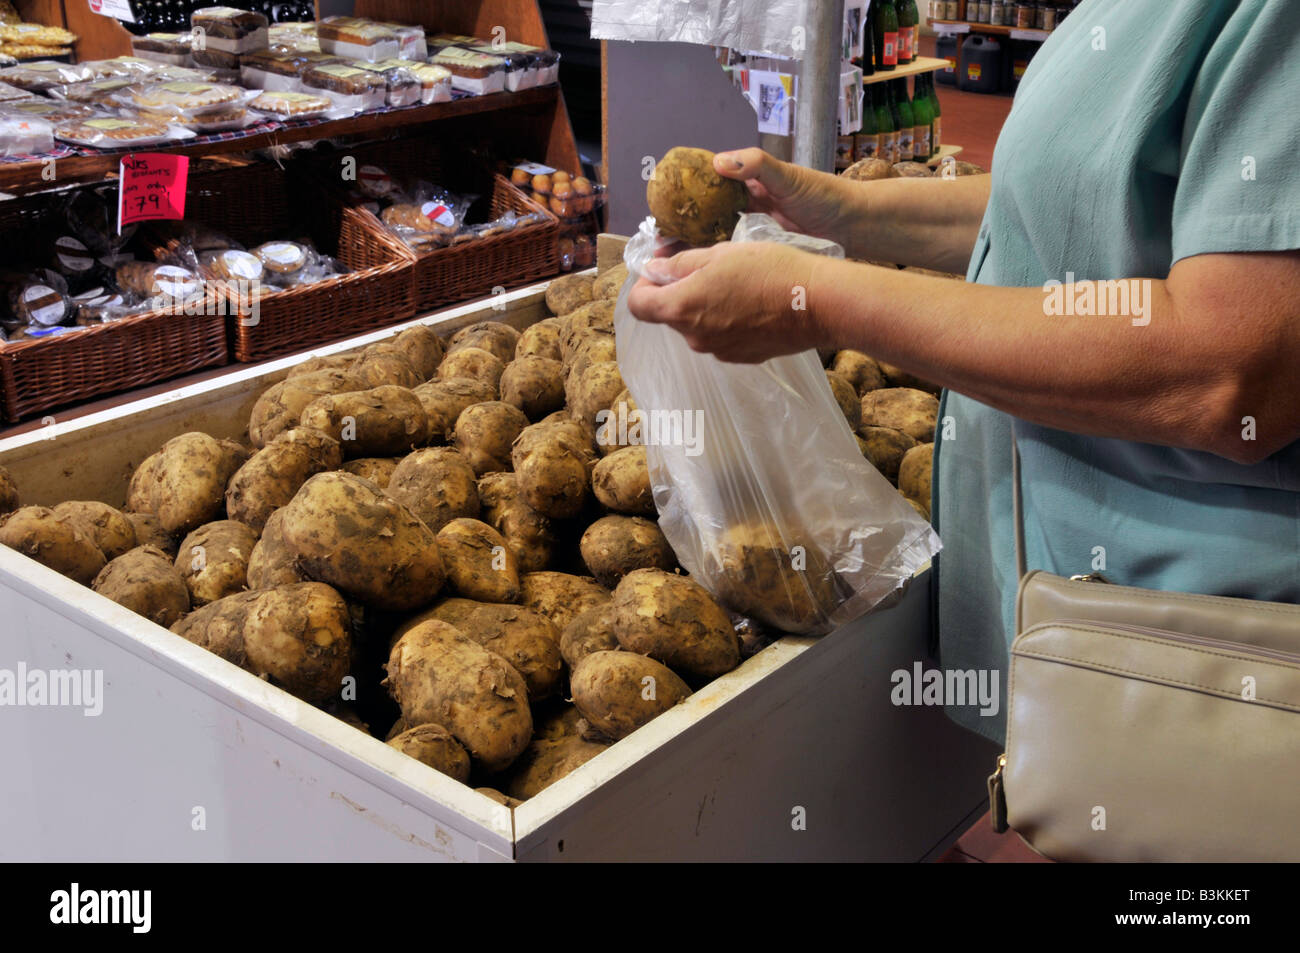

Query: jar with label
[[1042, 2, 1058, 30], [990, 0, 1005, 26], [1016, 2, 1036, 29], [977, 1, 991, 23], [1035, 2, 1047, 28], [945, 0, 959, 20]]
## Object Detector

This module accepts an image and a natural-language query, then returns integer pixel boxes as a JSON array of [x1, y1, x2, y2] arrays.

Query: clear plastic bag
[[614, 213, 941, 635]]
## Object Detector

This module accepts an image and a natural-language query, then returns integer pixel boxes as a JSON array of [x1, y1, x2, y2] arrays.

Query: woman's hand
[[712, 148, 851, 245], [626, 241, 829, 363]]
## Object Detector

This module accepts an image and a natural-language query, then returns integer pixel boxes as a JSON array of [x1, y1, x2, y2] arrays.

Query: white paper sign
[[748, 69, 795, 136], [89, 0, 136, 23]]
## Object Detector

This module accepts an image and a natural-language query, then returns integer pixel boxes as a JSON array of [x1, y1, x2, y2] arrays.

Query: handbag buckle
[[1069, 573, 1111, 584]]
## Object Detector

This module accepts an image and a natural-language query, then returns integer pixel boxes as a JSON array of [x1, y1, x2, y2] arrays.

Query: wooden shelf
[[0, 86, 561, 195], [924, 144, 964, 166], [927, 18, 1051, 41], [863, 56, 952, 85]]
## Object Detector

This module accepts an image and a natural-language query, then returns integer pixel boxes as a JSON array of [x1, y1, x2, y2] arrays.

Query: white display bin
[[0, 274, 997, 862]]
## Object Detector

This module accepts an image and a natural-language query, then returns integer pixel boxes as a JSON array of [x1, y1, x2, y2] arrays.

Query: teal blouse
[[933, 0, 1300, 744]]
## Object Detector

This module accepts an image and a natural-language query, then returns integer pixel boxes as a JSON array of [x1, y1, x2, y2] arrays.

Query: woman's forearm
[[808, 252, 1300, 464], [836, 174, 991, 273]]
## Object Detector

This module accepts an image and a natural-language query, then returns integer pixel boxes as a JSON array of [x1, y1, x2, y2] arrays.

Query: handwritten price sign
[[117, 153, 189, 232]]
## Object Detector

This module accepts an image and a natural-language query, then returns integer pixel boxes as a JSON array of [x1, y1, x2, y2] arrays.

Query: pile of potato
[[0, 264, 940, 804]]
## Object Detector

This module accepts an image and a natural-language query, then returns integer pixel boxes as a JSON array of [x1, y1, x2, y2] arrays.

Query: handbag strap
[[1011, 428, 1028, 579]]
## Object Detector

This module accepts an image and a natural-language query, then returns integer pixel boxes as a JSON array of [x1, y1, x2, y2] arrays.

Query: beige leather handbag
[[988, 438, 1300, 862]]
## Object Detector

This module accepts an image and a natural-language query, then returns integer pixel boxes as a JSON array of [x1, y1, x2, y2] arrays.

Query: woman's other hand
[[712, 148, 850, 245], [626, 241, 829, 363]]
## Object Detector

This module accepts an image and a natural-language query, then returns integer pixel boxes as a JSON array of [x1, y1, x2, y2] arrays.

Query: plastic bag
[[614, 213, 941, 635]]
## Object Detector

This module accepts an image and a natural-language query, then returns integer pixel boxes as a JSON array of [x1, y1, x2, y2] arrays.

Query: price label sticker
[[117, 153, 189, 232]]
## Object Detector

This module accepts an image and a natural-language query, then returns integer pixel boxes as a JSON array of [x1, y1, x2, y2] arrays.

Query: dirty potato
[[387, 723, 471, 783], [92, 545, 190, 627], [436, 518, 520, 603], [592, 446, 655, 515], [52, 501, 137, 560], [453, 401, 529, 475], [385, 619, 533, 772], [610, 568, 739, 681], [499, 356, 565, 421], [477, 472, 557, 573], [175, 519, 257, 606], [570, 651, 691, 740], [580, 515, 676, 588], [225, 427, 342, 531], [280, 472, 445, 611], [386, 447, 480, 534]]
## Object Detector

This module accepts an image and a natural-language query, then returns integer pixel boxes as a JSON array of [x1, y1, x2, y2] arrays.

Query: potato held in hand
[[571, 650, 690, 740], [647, 146, 747, 245], [611, 569, 739, 681], [385, 620, 533, 772], [281, 472, 445, 612]]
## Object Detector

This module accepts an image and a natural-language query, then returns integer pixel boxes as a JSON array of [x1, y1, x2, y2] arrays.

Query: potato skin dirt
[[646, 147, 748, 245]]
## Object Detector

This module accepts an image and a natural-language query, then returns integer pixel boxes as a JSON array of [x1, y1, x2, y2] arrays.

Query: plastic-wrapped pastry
[[55, 115, 190, 149], [9, 277, 69, 327], [252, 240, 310, 281], [301, 62, 385, 111], [316, 17, 400, 61], [2, 98, 99, 122], [353, 59, 421, 107], [427, 47, 506, 95], [190, 6, 269, 53], [126, 80, 243, 113], [198, 248, 264, 282], [0, 60, 93, 92], [247, 89, 333, 118], [131, 32, 193, 65], [80, 56, 162, 80], [0, 112, 51, 156], [115, 261, 201, 300]]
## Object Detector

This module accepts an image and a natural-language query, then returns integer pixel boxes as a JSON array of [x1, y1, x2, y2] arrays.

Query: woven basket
[[143, 163, 416, 363], [302, 138, 560, 313], [0, 183, 235, 424], [0, 301, 228, 424]]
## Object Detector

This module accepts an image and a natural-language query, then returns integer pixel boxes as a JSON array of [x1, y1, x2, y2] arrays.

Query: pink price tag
[[117, 153, 189, 232]]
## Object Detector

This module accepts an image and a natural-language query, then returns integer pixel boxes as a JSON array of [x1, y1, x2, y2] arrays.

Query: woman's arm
[[712, 149, 989, 272], [628, 245, 1300, 465]]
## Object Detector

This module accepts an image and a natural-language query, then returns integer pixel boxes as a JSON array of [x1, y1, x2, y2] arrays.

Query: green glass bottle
[[875, 83, 898, 163], [855, 85, 881, 160], [911, 75, 934, 158], [897, 0, 919, 64], [890, 80, 913, 161], [872, 0, 899, 71], [927, 72, 943, 154]]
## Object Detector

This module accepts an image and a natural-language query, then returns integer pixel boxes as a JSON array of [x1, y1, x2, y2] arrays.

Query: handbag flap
[[1013, 621, 1300, 714], [1017, 570, 1300, 656]]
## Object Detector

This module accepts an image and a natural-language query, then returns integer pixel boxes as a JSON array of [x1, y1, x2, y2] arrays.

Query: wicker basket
[[144, 164, 416, 363], [0, 305, 228, 424], [0, 180, 239, 424], [302, 138, 560, 314]]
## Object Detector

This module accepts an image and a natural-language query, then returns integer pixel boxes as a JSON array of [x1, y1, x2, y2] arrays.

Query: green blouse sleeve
[[1172, 0, 1300, 263]]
